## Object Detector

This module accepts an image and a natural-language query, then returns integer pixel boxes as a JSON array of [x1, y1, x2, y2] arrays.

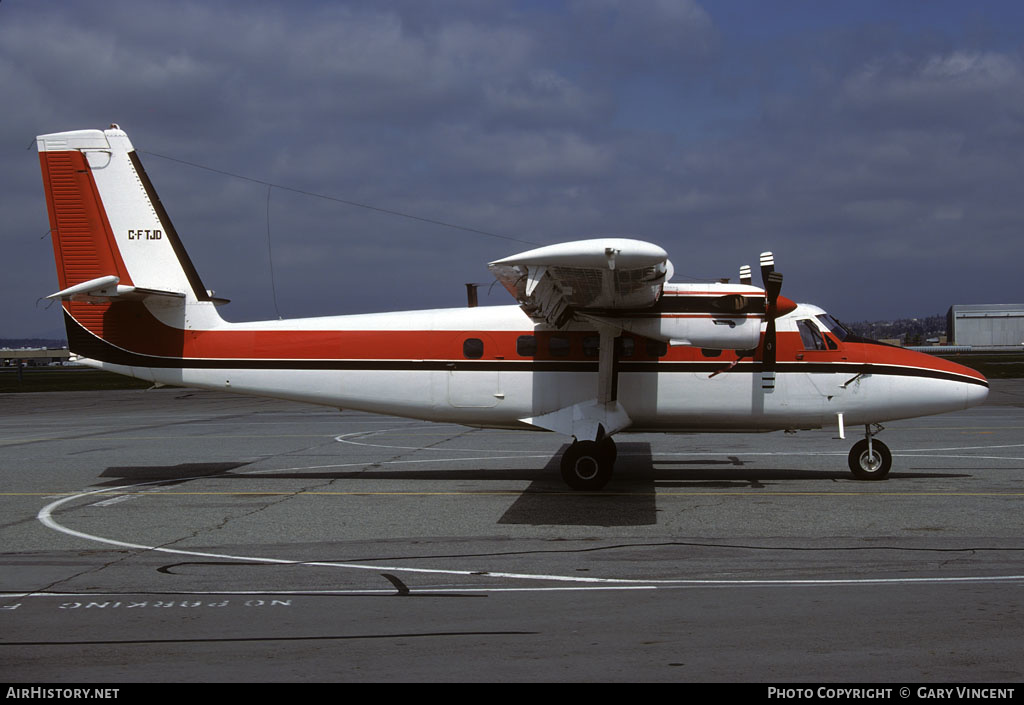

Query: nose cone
[[965, 375, 990, 409], [870, 346, 989, 419], [931, 355, 988, 410], [919, 353, 989, 412]]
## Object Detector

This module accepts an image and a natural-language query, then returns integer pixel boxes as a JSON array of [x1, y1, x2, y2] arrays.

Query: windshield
[[816, 313, 851, 341]]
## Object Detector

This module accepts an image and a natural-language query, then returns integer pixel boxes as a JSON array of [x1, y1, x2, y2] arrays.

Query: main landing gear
[[848, 424, 891, 480], [560, 436, 617, 490]]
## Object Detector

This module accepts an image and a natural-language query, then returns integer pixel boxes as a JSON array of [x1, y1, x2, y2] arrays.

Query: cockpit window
[[797, 319, 827, 350], [816, 314, 851, 342]]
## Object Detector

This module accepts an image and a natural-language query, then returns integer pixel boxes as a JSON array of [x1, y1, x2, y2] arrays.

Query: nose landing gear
[[848, 424, 891, 480]]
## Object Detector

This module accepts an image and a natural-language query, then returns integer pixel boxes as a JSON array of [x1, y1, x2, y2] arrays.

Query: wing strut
[[521, 323, 632, 442], [521, 324, 631, 490]]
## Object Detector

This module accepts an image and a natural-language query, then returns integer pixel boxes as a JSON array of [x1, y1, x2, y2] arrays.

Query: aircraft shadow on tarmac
[[91, 446, 968, 528], [94, 462, 252, 487]]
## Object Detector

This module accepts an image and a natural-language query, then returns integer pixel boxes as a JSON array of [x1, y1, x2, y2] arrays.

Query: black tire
[[848, 439, 892, 480], [560, 440, 613, 490], [598, 436, 617, 464]]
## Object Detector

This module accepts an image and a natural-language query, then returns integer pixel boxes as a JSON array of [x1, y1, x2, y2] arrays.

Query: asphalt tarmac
[[1, 381, 1023, 682]]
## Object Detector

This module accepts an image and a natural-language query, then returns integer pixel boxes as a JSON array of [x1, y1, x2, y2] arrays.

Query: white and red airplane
[[37, 126, 989, 489]]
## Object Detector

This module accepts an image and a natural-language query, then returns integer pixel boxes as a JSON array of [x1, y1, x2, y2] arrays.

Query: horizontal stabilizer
[[47, 274, 186, 303]]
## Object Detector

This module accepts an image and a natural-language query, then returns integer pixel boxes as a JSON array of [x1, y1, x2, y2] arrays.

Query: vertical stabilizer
[[38, 126, 225, 360], [38, 126, 217, 304]]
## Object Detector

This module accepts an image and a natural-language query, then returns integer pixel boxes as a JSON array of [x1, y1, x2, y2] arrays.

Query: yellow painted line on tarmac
[[1, 434, 335, 442]]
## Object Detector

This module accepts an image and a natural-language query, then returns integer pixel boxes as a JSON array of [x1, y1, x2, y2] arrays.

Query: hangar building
[[947, 304, 1024, 349]]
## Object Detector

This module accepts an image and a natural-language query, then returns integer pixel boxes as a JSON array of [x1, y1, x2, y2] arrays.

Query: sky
[[3, 0, 1023, 338]]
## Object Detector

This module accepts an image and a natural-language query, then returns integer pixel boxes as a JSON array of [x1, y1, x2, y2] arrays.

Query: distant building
[[0, 348, 70, 366], [947, 304, 1024, 349]]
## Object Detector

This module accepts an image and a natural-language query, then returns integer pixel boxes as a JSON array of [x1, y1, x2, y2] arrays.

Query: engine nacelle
[[601, 314, 763, 350], [583, 282, 769, 350]]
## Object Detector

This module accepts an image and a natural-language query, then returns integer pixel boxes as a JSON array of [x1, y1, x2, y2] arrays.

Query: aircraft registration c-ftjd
[[37, 126, 989, 490]]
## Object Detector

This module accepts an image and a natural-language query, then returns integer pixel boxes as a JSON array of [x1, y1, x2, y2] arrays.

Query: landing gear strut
[[848, 424, 891, 480], [560, 437, 617, 490]]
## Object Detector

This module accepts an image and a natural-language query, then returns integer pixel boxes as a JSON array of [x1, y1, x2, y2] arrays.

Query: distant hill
[[0, 338, 68, 349], [844, 315, 947, 346]]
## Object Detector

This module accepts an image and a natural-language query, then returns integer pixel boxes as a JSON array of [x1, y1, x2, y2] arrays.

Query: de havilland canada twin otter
[[37, 126, 989, 489]]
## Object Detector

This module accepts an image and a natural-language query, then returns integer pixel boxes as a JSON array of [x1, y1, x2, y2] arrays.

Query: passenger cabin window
[[463, 338, 484, 359], [796, 320, 827, 351], [582, 336, 635, 358], [646, 339, 668, 358], [516, 335, 537, 357], [616, 337, 635, 358], [549, 335, 570, 357]]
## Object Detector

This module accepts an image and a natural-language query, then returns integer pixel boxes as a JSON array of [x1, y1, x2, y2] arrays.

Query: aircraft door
[[772, 318, 832, 425], [447, 333, 501, 408], [797, 316, 854, 399]]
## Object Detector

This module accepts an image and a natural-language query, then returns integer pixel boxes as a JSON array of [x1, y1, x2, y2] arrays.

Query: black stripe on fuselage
[[66, 314, 987, 388]]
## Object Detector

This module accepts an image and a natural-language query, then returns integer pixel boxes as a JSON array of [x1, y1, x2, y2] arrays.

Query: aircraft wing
[[488, 238, 673, 327]]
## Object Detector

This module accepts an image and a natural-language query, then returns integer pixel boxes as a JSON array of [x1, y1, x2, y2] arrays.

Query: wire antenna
[[266, 185, 282, 319], [140, 150, 540, 247]]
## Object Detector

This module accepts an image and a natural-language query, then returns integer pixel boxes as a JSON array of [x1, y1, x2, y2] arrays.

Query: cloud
[[4, 1, 1024, 337], [839, 50, 1024, 130], [566, 0, 717, 71]]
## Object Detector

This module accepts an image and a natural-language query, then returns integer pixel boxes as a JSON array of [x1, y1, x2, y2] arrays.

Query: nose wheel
[[560, 437, 616, 490], [848, 431, 891, 480]]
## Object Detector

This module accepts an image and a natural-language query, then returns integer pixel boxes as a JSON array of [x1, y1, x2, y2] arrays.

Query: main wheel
[[560, 440, 613, 490], [598, 436, 617, 464], [848, 438, 892, 480]]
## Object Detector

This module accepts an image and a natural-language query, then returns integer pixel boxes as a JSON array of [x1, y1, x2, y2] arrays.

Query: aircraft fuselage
[[68, 298, 987, 434]]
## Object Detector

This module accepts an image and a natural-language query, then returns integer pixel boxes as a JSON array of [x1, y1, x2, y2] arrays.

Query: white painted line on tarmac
[[9, 573, 1024, 601], [35, 476, 1024, 591], [90, 494, 137, 507], [335, 425, 547, 453], [37, 481, 639, 585]]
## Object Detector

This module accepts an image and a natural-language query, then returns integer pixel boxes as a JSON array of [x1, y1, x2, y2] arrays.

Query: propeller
[[760, 252, 783, 390], [711, 255, 792, 382]]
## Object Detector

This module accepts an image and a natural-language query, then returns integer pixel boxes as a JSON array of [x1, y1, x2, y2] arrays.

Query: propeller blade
[[759, 254, 782, 391], [765, 270, 783, 308], [764, 316, 777, 366], [762, 315, 777, 390], [759, 251, 775, 285]]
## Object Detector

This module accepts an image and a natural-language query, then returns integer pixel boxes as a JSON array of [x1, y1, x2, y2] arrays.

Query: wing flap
[[520, 399, 632, 439]]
